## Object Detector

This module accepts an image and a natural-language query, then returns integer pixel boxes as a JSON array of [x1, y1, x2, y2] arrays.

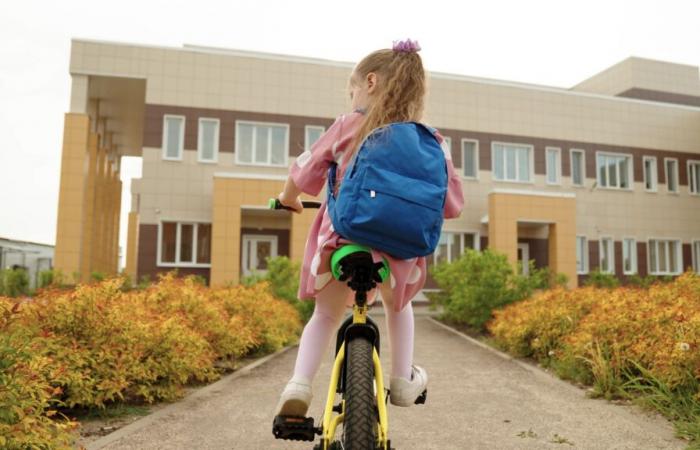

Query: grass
[[620, 362, 700, 447]]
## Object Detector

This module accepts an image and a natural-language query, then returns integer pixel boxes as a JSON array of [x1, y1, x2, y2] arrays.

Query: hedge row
[[0, 272, 302, 449]]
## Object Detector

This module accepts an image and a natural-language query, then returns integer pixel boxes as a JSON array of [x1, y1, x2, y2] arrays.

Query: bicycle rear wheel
[[342, 336, 377, 449]]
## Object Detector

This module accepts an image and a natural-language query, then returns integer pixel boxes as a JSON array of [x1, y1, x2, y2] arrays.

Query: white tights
[[292, 279, 414, 382]]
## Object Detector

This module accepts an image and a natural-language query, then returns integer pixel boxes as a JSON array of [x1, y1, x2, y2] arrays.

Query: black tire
[[342, 336, 377, 450]]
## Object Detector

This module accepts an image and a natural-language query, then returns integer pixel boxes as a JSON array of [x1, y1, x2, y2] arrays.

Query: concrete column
[[125, 212, 139, 281], [54, 113, 91, 281]]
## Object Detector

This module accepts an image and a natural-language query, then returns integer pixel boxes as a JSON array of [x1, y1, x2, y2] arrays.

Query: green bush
[[243, 256, 314, 323], [430, 249, 551, 331], [584, 268, 620, 288], [0, 268, 30, 297]]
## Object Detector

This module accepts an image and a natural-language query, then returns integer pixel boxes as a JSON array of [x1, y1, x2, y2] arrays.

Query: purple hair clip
[[392, 39, 421, 53]]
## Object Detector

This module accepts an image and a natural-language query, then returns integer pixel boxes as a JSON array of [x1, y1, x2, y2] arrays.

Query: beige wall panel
[[71, 40, 700, 154]]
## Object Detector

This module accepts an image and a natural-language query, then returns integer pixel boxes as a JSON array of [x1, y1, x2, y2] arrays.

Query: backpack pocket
[[347, 165, 446, 257]]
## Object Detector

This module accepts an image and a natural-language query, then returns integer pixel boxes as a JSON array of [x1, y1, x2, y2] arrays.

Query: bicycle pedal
[[414, 389, 427, 405], [272, 415, 319, 441]]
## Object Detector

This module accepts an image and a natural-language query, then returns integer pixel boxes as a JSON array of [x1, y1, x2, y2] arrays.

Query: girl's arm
[[279, 112, 363, 213], [277, 177, 304, 213], [436, 132, 464, 219]]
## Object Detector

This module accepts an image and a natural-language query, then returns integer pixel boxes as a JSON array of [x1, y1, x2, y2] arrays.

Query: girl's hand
[[277, 192, 303, 214]]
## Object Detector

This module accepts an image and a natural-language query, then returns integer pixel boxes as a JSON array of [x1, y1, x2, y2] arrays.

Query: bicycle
[[269, 198, 426, 450]]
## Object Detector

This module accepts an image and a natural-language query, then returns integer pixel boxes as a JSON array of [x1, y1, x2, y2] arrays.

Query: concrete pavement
[[86, 307, 685, 449]]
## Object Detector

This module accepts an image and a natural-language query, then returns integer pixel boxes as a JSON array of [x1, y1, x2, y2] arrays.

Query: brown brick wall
[[144, 103, 697, 186], [143, 104, 334, 157], [137, 223, 211, 284], [617, 88, 700, 108]]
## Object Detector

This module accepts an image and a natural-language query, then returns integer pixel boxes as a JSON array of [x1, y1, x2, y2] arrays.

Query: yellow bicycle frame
[[320, 303, 389, 450]]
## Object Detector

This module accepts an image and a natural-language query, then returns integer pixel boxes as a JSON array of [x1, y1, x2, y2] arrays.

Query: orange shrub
[[488, 271, 700, 391], [0, 271, 303, 448], [0, 297, 81, 450]]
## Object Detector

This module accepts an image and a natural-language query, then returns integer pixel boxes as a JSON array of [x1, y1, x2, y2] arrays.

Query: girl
[[275, 39, 464, 417]]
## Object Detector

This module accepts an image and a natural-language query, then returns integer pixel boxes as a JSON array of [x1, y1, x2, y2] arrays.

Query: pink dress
[[290, 111, 465, 313]]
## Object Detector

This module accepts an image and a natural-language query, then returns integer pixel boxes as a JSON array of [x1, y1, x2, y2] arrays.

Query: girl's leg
[[379, 284, 414, 380], [292, 279, 351, 382]]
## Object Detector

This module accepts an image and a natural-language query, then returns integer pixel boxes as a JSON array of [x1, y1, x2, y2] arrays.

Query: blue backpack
[[326, 122, 448, 259]]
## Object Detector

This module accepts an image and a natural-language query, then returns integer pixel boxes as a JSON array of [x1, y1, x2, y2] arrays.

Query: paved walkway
[[88, 308, 685, 449]]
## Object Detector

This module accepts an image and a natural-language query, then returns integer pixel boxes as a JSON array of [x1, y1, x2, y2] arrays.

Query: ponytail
[[348, 47, 426, 158]]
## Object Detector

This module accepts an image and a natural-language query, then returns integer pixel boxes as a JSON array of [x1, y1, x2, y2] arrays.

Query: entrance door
[[517, 243, 530, 275], [242, 235, 278, 277]]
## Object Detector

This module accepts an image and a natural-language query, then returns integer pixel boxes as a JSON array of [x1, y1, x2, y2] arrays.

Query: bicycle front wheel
[[342, 336, 377, 450]]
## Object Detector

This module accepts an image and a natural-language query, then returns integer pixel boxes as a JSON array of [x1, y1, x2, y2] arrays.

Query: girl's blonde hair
[[348, 48, 426, 158]]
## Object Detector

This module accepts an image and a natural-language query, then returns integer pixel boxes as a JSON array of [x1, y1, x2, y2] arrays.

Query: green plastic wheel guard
[[330, 244, 390, 283]]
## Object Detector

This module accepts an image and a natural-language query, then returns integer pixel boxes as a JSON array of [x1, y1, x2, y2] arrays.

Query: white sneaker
[[389, 365, 428, 407], [274, 376, 313, 417]]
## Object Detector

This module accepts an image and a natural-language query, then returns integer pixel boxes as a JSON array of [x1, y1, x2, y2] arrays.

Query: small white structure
[[0, 236, 54, 289]]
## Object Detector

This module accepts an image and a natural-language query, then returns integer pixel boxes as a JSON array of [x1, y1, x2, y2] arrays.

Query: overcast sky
[[1, 0, 699, 270]]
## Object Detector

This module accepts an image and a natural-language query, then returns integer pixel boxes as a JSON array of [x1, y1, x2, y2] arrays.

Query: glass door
[[241, 235, 278, 277]]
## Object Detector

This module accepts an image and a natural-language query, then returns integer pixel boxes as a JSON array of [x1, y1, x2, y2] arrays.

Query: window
[[546, 147, 561, 185], [492, 142, 533, 183], [693, 240, 700, 274], [643, 156, 658, 192], [648, 239, 682, 275], [433, 232, 479, 265], [665, 158, 679, 193], [443, 137, 451, 153], [158, 221, 212, 266], [576, 236, 588, 274], [596, 152, 632, 189], [622, 238, 637, 274], [305, 125, 325, 152], [570, 149, 585, 186], [688, 160, 700, 195], [462, 139, 478, 179], [162, 115, 185, 160], [235, 121, 289, 166], [599, 238, 615, 274], [197, 118, 220, 163]]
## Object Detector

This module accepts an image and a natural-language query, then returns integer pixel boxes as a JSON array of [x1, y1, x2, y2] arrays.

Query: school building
[[54, 38, 700, 288]]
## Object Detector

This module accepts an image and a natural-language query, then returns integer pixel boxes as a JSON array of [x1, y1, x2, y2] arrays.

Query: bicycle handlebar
[[268, 198, 322, 211]]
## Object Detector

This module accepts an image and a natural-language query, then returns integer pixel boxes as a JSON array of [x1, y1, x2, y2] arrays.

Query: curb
[[425, 316, 589, 396], [85, 345, 295, 450]]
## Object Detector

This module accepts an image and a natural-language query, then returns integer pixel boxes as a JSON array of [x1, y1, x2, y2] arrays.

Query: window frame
[[461, 138, 479, 180], [197, 117, 220, 164], [234, 120, 290, 167], [545, 146, 562, 185], [688, 159, 700, 196], [162, 114, 185, 161], [432, 230, 481, 265], [647, 238, 682, 275], [664, 157, 679, 194], [304, 125, 326, 153], [157, 220, 212, 268], [599, 237, 615, 274], [622, 237, 638, 275], [643, 156, 658, 192], [570, 148, 586, 187], [491, 141, 535, 184], [595, 151, 634, 190], [576, 235, 589, 274], [692, 240, 700, 274]]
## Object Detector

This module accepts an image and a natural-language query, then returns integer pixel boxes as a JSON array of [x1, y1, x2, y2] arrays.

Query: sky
[[1, 0, 699, 270]]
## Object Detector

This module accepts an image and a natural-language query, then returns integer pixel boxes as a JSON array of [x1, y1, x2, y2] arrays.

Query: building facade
[[0, 237, 54, 289], [55, 39, 700, 287]]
